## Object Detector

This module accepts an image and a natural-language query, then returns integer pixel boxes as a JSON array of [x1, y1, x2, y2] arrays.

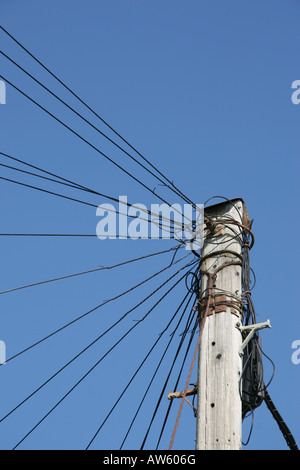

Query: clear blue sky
[[0, 0, 299, 450]]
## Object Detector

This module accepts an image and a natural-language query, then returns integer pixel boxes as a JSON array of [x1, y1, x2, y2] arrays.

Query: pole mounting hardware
[[237, 319, 271, 356]]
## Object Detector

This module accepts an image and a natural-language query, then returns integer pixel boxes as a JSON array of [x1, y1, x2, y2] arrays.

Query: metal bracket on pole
[[237, 319, 271, 356]]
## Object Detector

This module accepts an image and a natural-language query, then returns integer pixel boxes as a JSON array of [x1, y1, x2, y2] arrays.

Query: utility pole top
[[204, 197, 251, 227]]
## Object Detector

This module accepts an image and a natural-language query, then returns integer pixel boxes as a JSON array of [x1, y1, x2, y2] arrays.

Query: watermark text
[[0, 80, 6, 104], [291, 80, 300, 105], [291, 340, 300, 365], [96, 197, 204, 250]]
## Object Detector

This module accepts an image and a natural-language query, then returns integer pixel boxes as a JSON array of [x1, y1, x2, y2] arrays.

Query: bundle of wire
[[241, 226, 298, 450]]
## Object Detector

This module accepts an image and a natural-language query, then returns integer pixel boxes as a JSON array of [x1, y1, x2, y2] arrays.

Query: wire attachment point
[[237, 319, 271, 356]]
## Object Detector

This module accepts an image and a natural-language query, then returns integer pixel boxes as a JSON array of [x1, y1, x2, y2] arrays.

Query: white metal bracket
[[237, 319, 271, 356]]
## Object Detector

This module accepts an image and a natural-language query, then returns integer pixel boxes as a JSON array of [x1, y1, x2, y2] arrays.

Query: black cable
[[155, 316, 198, 450], [0, 151, 190, 236], [140, 262, 201, 449], [0, 173, 148, 228], [119, 290, 195, 449], [242, 411, 255, 446], [0, 233, 185, 239], [0, 50, 192, 206], [0, 243, 182, 296], [1, 257, 192, 427], [1, 250, 188, 367], [240, 225, 298, 450], [141, 306, 198, 449], [0, 174, 106, 210], [0, 25, 193, 206], [0, 174, 181, 235], [0, 150, 92, 192], [0, 160, 90, 193], [0, 233, 100, 237], [264, 389, 298, 451], [0, 74, 193, 226], [86, 289, 195, 450], [11, 264, 193, 450]]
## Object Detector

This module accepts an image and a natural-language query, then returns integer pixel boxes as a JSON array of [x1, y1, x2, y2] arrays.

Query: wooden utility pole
[[196, 198, 249, 450]]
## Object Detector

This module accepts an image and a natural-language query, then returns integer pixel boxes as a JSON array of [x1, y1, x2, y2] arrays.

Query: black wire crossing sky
[[0, 20, 298, 452], [0, 23, 206, 450]]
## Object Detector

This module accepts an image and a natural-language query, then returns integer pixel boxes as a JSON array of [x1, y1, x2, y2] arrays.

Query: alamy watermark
[[291, 340, 300, 365], [96, 197, 204, 250], [0, 80, 6, 104], [0, 340, 6, 364], [291, 80, 300, 105]]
